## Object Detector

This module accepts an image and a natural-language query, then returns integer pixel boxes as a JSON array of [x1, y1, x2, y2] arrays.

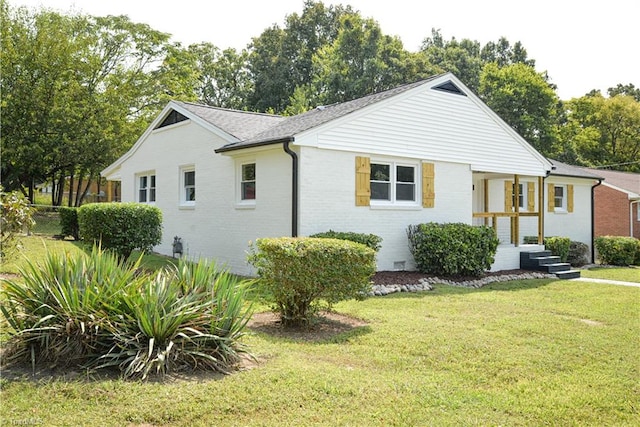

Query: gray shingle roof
[[175, 101, 285, 141], [584, 168, 640, 195], [548, 159, 603, 180], [212, 75, 443, 152]]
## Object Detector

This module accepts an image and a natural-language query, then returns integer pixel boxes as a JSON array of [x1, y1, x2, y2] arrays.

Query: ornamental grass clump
[[1, 248, 253, 379], [248, 237, 376, 327]]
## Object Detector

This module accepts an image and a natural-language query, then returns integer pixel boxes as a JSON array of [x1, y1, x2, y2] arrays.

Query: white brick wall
[[118, 121, 292, 275], [297, 147, 472, 271]]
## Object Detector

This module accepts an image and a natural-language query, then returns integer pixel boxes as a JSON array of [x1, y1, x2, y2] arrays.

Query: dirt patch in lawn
[[247, 311, 369, 343]]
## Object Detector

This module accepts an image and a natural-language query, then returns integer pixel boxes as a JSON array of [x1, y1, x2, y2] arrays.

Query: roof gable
[[176, 102, 284, 141]]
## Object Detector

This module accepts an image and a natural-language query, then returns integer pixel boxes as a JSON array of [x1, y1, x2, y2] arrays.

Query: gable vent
[[432, 80, 466, 96], [156, 110, 188, 129]]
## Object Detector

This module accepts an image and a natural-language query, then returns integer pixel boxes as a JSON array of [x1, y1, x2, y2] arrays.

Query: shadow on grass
[[247, 310, 373, 345]]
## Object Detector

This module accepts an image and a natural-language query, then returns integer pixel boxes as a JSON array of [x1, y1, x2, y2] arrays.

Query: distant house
[[102, 73, 599, 276], [585, 168, 640, 239]]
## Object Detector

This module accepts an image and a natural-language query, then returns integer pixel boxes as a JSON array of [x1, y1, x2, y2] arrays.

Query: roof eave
[[215, 136, 295, 153]]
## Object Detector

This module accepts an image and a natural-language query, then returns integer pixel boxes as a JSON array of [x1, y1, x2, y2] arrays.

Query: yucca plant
[[99, 259, 253, 379], [0, 246, 142, 369], [2, 250, 253, 379]]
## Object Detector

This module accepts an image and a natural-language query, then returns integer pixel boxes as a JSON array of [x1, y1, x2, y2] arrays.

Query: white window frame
[[636, 202, 640, 221], [370, 160, 420, 207], [180, 165, 196, 207], [235, 160, 256, 208], [554, 185, 567, 212], [136, 172, 156, 204]]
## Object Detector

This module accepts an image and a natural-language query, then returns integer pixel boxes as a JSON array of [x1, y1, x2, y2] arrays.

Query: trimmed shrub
[[544, 236, 571, 263], [0, 248, 253, 379], [567, 241, 590, 267], [523, 236, 540, 244], [310, 230, 382, 252], [595, 236, 639, 266], [248, 237, 376, 326], [78, 202, 162, 259], [0, 187, 34, 259], [59, 206, 79, 240], [406, 223, 499, 277]]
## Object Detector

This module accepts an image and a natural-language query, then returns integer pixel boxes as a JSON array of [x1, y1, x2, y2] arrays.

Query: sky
[[9, 0, 640, 100]]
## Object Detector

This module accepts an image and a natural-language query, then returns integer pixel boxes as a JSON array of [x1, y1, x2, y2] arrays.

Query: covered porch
[[472, 172, 546, 271]]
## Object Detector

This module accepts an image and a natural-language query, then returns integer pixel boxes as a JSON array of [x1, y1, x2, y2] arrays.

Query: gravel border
[[370, 271, 557, 296]]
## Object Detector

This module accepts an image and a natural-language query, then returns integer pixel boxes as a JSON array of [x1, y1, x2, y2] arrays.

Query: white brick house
[[102, 73, 600, 275]]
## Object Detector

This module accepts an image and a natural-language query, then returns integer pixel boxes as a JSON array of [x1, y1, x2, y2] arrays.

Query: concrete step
[[542, 262, 572, 274], [555, 270, 581, 280], [520, 250, 552, 262], [521, 255, 561, 268]]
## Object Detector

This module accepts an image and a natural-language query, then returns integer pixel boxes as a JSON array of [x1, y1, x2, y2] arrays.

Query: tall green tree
[[419, 29, 484, 91], [479, 62, 560, 156], [607, 83, 640, 102], [247, 0, 351, 113], [310, 13, 417, 105], [181, 43, 252, 110], [560, 94, 640, 171], [0, 3, 180, 204]]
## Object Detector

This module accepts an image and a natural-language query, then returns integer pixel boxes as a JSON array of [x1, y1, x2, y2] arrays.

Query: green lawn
[[1, 239, 639, 426], [0, 235, 175, 275], [581, 266, 640, 283]]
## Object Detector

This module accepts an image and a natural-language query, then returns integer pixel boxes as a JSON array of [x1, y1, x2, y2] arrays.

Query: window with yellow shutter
[[549, 183, 574, 213], [355, 157, 432, 208]]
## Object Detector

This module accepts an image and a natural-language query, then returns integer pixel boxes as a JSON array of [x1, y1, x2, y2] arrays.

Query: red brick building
[[587, 169, 640, 239]]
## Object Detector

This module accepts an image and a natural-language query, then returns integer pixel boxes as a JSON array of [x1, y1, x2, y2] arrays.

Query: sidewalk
[[570, 277, 640, 288]]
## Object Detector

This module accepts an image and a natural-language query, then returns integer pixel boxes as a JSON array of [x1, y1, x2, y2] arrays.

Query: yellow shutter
[[355, 156, 370, 206], [548, 183, 555, 212], [527, 182, 535, 211], [422, 162, 435, 208], [504, 181, 513, 211], [567, 184, 574, 213]]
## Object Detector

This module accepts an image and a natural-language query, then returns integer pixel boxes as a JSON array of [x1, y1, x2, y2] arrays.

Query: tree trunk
[[28, 178, 35, 204], [74, 174, 83, 207], [77, 172, 93, 207], [67, 171, 75, 207], [55, 173, 65, 206]]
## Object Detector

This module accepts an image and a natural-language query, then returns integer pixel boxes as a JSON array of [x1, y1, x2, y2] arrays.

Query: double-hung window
[[137, 173, 156, 203], [241, 163, 256, 201], [370, 162, 417, 204], [554, 185, 566, 211], [180, 166, 195, 206]]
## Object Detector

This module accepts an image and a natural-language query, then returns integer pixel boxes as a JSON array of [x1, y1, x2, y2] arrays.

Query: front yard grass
[[2, 256, 638, 426], [581, 266, 640, 283], [0, 235, 175, 275]]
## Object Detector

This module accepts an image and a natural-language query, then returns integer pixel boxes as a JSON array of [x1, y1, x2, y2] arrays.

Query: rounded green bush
[[59, 206, 79, 240], [310, 230, 383, 252], [595, 236, 639, 266], [248, 237, 376, 326], [78, 202, 162, 259], [544, 236, 571, 263], [407, 222, 499, 276]]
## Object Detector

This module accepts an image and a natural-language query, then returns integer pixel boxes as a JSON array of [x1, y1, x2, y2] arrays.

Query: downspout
[[591, 179, 603, 263], [630, 200, 639, 238], [282, 139, 298, 237]]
